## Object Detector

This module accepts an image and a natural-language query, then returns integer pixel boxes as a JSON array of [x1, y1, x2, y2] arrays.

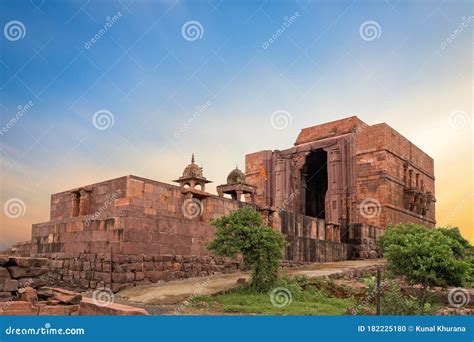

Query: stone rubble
[[0, 255, 148, 316]]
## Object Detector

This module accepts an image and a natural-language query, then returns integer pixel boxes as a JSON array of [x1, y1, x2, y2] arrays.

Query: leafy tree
[[207, 206, 287, 292], [379, 224, 473, 311]]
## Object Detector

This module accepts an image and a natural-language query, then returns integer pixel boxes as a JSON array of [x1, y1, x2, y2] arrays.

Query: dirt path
[[117, 259, 385, 306]]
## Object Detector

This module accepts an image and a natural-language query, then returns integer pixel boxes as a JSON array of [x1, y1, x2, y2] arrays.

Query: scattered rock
[[18, 277, 47, 289], [40, 287, 82, 305], [0, 301, 39, 315], [236, 278, 247, 285], [434, 307, 474, 316], [0, 291, 13, 302], [18, 287, 38, 303], [7, 266, 48, 278], [79, 297, 149, 315], [8, 257, 49, 268], [38, 305, 80, 316]]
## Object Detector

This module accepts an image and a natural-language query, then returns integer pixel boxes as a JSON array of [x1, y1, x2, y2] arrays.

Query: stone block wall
[[356, 123, 435, 228], [44, 253, 242, 293], [0, 256, 49, 303], [30, 175, 244, 291], [245, 116, 436, 236], [347, 224, 385, 259], [295, 115, 368, 145], [245, 150, 274, 209], [279, 211, 350, 263]]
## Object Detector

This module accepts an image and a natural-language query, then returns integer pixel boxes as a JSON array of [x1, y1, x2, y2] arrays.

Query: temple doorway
[[304, 149, 328, 219]]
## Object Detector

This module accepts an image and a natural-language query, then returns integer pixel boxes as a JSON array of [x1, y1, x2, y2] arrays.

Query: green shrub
[[207, 206, 287, 292], [379, 224, 472, 311]]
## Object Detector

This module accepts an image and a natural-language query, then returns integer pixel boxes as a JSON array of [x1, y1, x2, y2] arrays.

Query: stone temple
[[10, 116, 435, 292]]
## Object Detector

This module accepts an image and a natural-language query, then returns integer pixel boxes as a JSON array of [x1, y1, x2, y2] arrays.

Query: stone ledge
[[79, 297, 149, 315]]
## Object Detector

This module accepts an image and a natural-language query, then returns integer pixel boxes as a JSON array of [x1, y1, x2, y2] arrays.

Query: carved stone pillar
[[274, 158, 286, 209], [291, 154, 307, 215], [235, 190, 243, 201], [325, 145, 342, 224]]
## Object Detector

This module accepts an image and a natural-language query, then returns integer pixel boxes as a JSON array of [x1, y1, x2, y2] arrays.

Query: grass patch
[[190, 276, 355, 315]]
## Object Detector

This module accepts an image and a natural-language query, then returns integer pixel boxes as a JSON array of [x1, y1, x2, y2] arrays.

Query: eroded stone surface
[[2, 117, 435, 293]]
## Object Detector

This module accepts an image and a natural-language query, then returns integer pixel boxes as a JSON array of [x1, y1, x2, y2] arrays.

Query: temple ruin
[[8, 116, 435, 292]]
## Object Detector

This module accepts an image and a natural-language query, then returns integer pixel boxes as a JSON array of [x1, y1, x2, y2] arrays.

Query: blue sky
[[0, 0, 472, 245]]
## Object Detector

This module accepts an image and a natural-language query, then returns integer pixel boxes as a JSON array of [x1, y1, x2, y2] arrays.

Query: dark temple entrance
[[304, 149, 328, 219]]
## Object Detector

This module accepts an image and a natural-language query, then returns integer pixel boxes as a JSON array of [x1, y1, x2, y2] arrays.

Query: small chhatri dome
[[227, 166, 246, 184], [173, 153, 212, 191], [183, 153, 203, 177]]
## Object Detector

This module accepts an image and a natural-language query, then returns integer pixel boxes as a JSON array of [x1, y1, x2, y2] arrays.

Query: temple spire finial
[[191, 153, 195, 164]]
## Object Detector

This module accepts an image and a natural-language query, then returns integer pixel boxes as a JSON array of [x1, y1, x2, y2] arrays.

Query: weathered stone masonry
[[245, 116, 435, 261], [15, 116, 435, 292], [31, 176, 243, 292]]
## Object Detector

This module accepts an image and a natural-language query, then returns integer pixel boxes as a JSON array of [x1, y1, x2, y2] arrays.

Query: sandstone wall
[[356, 124, 435, 228], [279, 211, 351, 263], [45, 253, 242, 293], [295, 116, 368, 145], [0, 256, 49, 303], [30, 175, 244, 291]]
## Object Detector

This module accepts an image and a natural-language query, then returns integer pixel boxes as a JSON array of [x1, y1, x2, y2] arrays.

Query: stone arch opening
[[304, 149, 328, 219]]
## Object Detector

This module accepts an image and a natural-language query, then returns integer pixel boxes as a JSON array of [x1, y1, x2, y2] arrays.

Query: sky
[[0, 0, 472, 247]]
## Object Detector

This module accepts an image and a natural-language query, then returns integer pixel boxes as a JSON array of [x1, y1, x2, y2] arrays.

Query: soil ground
[[108, 259, 385, 315]]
